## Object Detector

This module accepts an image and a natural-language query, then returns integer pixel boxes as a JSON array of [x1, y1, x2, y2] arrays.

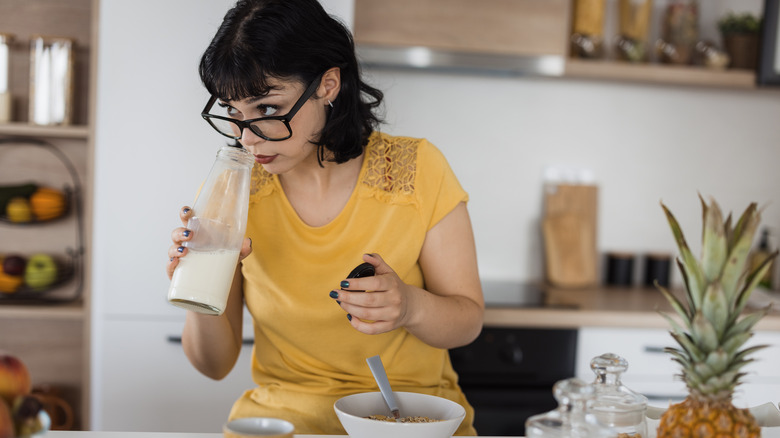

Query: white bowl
[[223, 417, 294, 438], [334, 391, 465, 438]]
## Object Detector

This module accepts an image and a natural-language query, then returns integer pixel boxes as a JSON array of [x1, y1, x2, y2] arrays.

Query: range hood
[[356, 44, 566, 77]]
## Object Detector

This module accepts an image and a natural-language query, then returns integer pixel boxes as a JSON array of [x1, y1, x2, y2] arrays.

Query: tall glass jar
[[615, 0, 653, 62], [589, 353, 648, 438], [657, 0, 699, 64], [168, 145, 255, 315], [570, 0, 606, 58]]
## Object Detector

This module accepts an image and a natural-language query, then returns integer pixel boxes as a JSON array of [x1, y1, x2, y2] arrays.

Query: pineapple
[[656, 196, 778, 438]]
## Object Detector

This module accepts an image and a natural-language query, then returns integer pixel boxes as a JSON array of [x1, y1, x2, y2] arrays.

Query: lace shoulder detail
[[249, 163, 275, 202], [361, 132, 418, 204]]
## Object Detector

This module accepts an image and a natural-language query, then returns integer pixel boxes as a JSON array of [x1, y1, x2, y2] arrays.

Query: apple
[[2, 256, 26, 277], [0, 354, 31, 405], [0, 399, 13, 438], [24, 254, 58, 290]]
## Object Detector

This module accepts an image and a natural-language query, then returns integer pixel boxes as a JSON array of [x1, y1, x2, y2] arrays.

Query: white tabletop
[[48, 432, 517, 438]]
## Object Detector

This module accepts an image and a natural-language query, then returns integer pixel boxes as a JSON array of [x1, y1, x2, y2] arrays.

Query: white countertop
[[48, 432, 515, 438]]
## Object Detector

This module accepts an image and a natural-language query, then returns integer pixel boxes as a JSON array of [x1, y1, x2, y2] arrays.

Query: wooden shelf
[[0, 300, 85, 320], [0, 123, 90, 139], [564, 59, 758, 89]]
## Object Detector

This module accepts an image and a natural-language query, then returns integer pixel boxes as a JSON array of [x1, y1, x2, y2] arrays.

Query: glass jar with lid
[[526, 377, 609, 438], [589, 353, 648, 438]]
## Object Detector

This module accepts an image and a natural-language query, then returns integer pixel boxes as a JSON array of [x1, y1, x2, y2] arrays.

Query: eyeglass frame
[[200, 72, 325, 141]]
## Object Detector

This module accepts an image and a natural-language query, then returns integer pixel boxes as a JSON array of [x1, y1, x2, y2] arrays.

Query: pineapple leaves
[[662, 202, 705, 309], [733, 251, 779, 317], [671, 331, 705, 362], [720, 203, 760, 298], [660, 311, 688, 337], [722, 332, 752, 356], [699, 194, 728, 284], [725, 308, 769, 341], [701, 282, 729, 339], [658, 285, 692, 323], [660, 197, 772, 410], [691, 310, 719, 352]]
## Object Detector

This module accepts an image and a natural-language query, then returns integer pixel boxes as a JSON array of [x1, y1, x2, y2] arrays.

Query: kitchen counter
[[482, 283, 780, 331]]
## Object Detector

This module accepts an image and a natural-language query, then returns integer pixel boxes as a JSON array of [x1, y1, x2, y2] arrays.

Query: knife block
[[542, 184, 598, 288]]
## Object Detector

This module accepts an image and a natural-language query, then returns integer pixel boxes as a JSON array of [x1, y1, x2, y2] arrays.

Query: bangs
[[201, 47, 278, 101]]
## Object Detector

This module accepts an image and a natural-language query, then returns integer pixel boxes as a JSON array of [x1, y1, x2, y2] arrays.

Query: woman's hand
[[165, 206, 253, 280], [331, 253, 415, 335], [331, 203, 483, 349]]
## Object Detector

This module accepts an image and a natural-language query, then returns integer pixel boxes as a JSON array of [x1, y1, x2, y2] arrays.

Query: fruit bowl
[[0, 185, 72, 225], [334, 391, 465, 438], [0, 252, 77, 299]]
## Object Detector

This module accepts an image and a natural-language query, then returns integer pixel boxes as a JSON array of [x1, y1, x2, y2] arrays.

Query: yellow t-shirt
[[230, 131, 476, 435]]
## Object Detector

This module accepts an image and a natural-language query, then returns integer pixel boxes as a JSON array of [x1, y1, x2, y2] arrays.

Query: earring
[[327, 99, 334, 108]]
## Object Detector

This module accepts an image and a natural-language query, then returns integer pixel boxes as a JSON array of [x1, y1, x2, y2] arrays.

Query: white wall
[[367, 70, 780, 282], [90, 0, 780, 430]]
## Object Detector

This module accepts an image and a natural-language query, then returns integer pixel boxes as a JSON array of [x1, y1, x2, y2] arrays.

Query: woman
[[166, 0, 483, 434]]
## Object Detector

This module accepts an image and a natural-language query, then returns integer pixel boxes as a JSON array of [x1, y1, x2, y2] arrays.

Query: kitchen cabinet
[[99, 319, 254, 433], [0, 0, 97, 429], [353, 0, 764, 89], [576, 327, 780, 409], [354, 0, 569, 57]]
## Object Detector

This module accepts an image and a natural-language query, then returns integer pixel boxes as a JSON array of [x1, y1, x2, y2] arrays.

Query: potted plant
[[718, 12, 761, 70]]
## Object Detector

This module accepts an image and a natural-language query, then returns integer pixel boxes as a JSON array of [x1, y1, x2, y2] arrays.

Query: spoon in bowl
[[366, 355, 401, 422]]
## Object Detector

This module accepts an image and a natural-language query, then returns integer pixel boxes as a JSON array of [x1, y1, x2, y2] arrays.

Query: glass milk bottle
[[168, 145, 254, 315]]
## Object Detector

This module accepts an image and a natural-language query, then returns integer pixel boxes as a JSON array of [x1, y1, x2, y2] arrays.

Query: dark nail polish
[[169, 257, 174, 262], [183, 207, 190, 214], [347, 314, 352, 321], [336, 300, 341, 305], [248, 238, 253, 248], [183, 229, 191, 237], [340, 280, 350, 288], [329, 290, 339, 299], [177, 246, 185, 253]]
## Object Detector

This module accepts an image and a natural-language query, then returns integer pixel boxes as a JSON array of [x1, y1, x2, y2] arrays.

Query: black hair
[[199, 0, 384, 164]]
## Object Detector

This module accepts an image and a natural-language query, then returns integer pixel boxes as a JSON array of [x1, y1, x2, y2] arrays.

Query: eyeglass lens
[[206, 103, 292, 140]]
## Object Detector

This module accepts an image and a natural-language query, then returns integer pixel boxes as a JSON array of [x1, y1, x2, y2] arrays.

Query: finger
[[179, 206, 192, 226], [168, 244, 187, 260], [166, 256, 178, 280], [335, 289, 384, 307], [362, 252, 391, 275], [344, 298, 400, 322], [171, 227, 192, 245], [348, 314, 392, 335], [239, 238, 253, 261], [166, 245, 187, 279]]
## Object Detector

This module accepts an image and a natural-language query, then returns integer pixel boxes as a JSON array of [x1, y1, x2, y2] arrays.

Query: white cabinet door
[[577, 327, 780, 409], [99, 319, 254, 432]]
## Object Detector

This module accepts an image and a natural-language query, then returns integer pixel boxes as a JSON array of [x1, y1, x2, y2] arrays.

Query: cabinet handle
[[644, 394, 686, 402], [643, 346, 666, 354], [166, 335, 254, 345]]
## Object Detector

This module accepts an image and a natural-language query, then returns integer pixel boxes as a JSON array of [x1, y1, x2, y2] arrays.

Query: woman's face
[[220, 76, 326, 174]]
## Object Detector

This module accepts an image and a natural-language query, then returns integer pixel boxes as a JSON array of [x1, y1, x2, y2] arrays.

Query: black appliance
[[449, 282, 578, 436]]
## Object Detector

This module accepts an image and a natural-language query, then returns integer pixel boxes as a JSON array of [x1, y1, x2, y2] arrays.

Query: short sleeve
[[415, 139, 468, 230]]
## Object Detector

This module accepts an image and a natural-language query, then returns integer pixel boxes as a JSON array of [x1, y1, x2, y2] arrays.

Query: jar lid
[[590, 353, 648, 414]]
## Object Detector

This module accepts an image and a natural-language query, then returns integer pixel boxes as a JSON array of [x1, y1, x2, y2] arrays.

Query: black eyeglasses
[[201, 72, 324, 141]]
